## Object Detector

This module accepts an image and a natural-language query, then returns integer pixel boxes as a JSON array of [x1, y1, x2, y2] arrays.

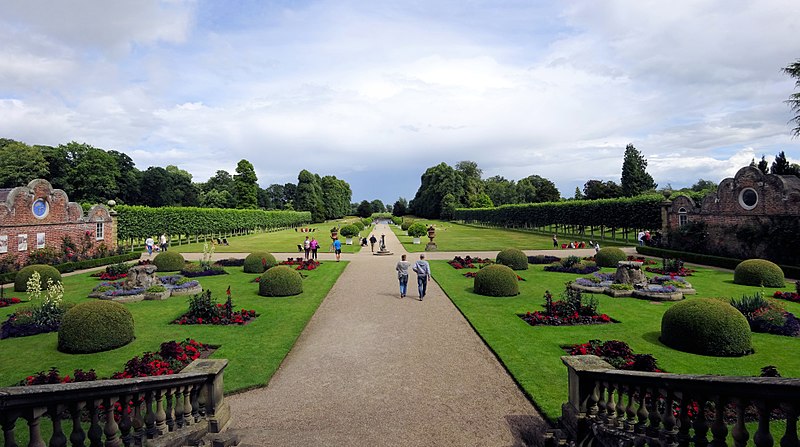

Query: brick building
[[0, 179, 115, 264], [664, 166, 800, 263]]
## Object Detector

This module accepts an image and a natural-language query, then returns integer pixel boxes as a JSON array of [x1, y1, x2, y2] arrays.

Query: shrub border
[[636, 246, 800, 279], [0, 252, 142, 285]]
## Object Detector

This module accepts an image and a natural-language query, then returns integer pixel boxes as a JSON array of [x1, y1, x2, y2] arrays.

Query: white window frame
[[678, 207, 688, 227], [96, 222, 104, 240]]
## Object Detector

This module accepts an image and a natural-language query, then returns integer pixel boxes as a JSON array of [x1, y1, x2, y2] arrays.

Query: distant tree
[[233, 159, 259, 209], [440, 193, 459, 220], [263, 184, 286, 209], [165, 165, 192, 182], [0, 141, 49, 188], [321, 175, 352, 219], [754, 155, 770, 174], [199, 189, 234, 208], [370, 199, 385, 214], [140, 167, 178, 207], [107, 150, 141, 205], [392, 197, 408, 216], [691, 179, 718, 192], [573, 187, 584, 200], [455, 160, 484, 198], [59, 142, 120, 203], [583, 179, 623, 200], [620, 144, 657, 197], [357, 200, 372, 218], [782, 58, 800, 137], [283, 183, 297, 208], [468, 192, 494, 208], [294, 170, 325, 222], [483, 176, 517, 206], [771, 151, 799, 175], [202, 170, 234, 194], [409, 162, 466, 218], [517, 175, 560, 203]]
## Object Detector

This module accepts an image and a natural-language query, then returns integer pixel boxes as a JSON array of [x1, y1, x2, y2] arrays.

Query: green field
[[0, 261, 348, 392], [390, 219, 627, 252], [431, 259, 800, 422]]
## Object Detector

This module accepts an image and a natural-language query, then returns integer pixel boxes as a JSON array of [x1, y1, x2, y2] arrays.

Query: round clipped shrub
[[243, 252, 277, 274], [259, 266, 303, 297], [153, 251, 185, 272], [400, 220, 414, 231], [58, 301, 134, 353], [14, 264, 62, 292], [495, 248, 528, 270], [407, 222, 427, 238], [595, 247, 627, 268], [339, 224, 360, 238], [660, 298, 752, 357], [474, 264, 519, 297], [734, 259, 785, 287], [353, 221, 365, 231]]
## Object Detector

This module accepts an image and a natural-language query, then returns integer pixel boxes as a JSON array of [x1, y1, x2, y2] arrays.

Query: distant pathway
[[227, 223, 547, 446]]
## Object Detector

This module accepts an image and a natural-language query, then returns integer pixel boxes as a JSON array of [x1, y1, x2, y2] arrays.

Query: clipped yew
[[14, 264, 62, 292], [474, 264, 519, 297], [496, 248, 528, 270], [244, 252, 277, 273], [734, 259, 785, 287], [153, 251, 185, 272], [661, 298, 752, 357], [259, 266, 303, 297], [58, 301, 135, 353]]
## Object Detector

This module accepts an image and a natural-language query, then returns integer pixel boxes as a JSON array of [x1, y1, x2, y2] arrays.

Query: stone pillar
[[660, 199, 672, 245], [560, 355, 614, 442], [107, 200, 119, 252], [182, 359, 230, 433]]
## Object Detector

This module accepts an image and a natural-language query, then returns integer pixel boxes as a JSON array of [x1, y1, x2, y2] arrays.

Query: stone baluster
[[781, 402, 799, 447], [662, 390, 678, 447], [2, 412, 19, 447], [48, 403, 68, 447], [196, 384, 207, 418], [646, 388, 662, 442], [154, 389, 167, 435], [102, 396, 121, 447], [597, 382, 608, 424], [174, 387, 185, 429], [144, 391, 156, 441], [636, 386, 649, 435], [753, 400, 773, 447], [69, 402, 87, 447], [691, 395, 709, 447], [588, 381, 600, 420], [676, 394, 692, 447], [605, 382, 617, 427], [183, 384, 193, 426], [131, 394, 145, 447], [165, 388, 175, 432], [87, 399, 103, 447], [709, 396, 728, 447], [624, 385, 636, 432], [24, 407, 47, 447], [732, 398, 750, 447], [614, 383, 626, 430], [118, 395, 132, 447], [191, 386, 201, 423]]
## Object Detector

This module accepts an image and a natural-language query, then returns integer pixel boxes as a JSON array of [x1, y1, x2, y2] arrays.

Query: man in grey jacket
[[413, 254, 431, 301]]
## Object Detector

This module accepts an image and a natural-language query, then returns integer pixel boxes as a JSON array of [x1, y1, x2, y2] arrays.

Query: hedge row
[[116, 206, 311, 240], [636, 246, 800, 279], [0, 252, 141, 285], [454, 195, 662, 230]]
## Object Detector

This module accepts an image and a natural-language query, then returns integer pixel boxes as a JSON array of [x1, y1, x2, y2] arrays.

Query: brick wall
[[0, 179, 115, 264]]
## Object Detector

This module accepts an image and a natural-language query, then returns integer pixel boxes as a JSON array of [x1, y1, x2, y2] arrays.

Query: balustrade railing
[[561, 356, 800, 447], [0, 359, 229, 447]]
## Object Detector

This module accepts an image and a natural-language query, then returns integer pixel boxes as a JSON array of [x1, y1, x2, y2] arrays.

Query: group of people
[[144, 234, 168, 256], [553, 234, 600, 253], [395, 253, 431, 300], [303, 235, 342, 262], [637, 230, 652, 246]]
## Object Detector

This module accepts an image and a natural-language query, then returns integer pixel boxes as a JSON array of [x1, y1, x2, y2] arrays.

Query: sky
[[1, 0, 799, 205]]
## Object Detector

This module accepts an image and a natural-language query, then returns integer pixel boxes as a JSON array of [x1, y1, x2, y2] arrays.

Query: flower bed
[[520, 289, 614, 326], [627, 256, 657, 265], [527, 255, 560, 265], [172, 289, 258, 326], [180, 263, 228, 278], [280, 259, 321, 271], [773, 291, 800, 304], [89, 272, 127, 281], [567, 339, 663, 372], [214, 258, 245, 267], [449, 256, 493, 269], [89, 281, 145, 301], [464, 271, 525, 281], [543, 263, 599, 274], [0, 297, 21, 308]]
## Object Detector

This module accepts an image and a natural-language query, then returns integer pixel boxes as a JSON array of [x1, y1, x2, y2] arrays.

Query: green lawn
[[432, 259, 800, 423], [391, 220, 628, 252], [170, 220, 368, 254], [0, 261, 348, 393]]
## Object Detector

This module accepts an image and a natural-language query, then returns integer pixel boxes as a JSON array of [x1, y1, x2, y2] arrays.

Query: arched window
[[678, 207, 688, 227]]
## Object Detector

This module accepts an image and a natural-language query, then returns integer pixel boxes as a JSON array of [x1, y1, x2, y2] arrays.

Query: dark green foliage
[[729, 293, 769, 317], [660, 298, 752, 357], [400, 220, 414, 231], [495, 248, 528, 270], [407, 222, 427, 238], [321, 175, 352, 220], [357, 200, 372, 218], [353, 221, 365, 231], [233, 159, 259, 209], [594, 247, 627, 268], [14, 264, 62, 292], [0, 141, 49, 188], [620, 144, 657, 197], [294, 170, 326, 223], [243, 252, 277, 273], [259, 266, 303, 297], [734, 259, 785, 287], [392, 198, 408, 216], [517, 175, 560, 203], [583, 180, 623, 200], [409, 162, 466, 218], [153, 252, 185, 272], [784, 59, 800, 137], [339, 224, 359, 238], [58, 301, 134, 353], [473, 264, 519, 297], [187, 289, 219, 320]]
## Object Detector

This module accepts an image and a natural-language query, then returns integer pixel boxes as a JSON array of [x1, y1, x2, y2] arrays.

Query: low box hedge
[[0, 252, 141, 285], [636, 246, 800, 279]]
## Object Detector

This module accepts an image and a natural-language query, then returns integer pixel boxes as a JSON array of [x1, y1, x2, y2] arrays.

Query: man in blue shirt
[[333, 238, 342, 262]]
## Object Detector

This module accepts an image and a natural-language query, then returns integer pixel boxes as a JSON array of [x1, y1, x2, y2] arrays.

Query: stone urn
[[613, 261, 647, 287], [425, 226, 438, 251], [124, 264, 159, 290], [330, 227, 338, 240], [427, 226, 436, 242]]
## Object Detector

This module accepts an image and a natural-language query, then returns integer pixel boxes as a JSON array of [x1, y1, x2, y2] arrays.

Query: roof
[[0, 188, 11, 203]]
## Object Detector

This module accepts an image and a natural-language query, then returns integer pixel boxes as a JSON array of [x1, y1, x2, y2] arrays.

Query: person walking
[[160, 233, 168, 252], [333, 237, 342, 262], [145, 236, 154, 256], [552, 234, 558, 249], [310, 237, 319, 260], [303, 236, 311, 260], [413, 254, 431, 301], [369, 234, 377, 253], [396, 254, 411, 298]]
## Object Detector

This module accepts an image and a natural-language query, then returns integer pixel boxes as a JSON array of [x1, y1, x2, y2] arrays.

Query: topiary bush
[[473, 264, 519, 297], [153, 251, 185, 272], [661, 298, 752, 357], [495, 248, 528, 270], [58, 301, 135, 353], [243, 252, 277, 274], [595, 247, 627, 268], [400, 220, 414, 231], [353, 221, 365, 231], [734, 259, 785, 287], [407, 222, 427, 238], [339, 224, 360, 238], [259, 266, 303, 297], [14, 264, 62, 292]]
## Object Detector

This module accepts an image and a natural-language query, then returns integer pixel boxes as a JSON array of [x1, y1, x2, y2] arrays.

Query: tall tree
[[770, 151, 798, 175], [483, 176, 517, 206], [409, 162, 466, 218], [357, 200, 372, 218], [517, 175, 560, 203], [573, 187, 584, 200], [59, 142, 120, 203], [782, 58, 800, 137], [620, 144, 657, 197], [107, 150, 142, 205], [0, 141, 49, 188], [233, 159, 259, 209], [321, 175, 352, 219], [370, 199, 385, 214], [263, 184, 286, 209], [294, 170, 325, 222], [583, 180, 623, 200], [392, 197, 408, 216], [690, 179, 718, 192]]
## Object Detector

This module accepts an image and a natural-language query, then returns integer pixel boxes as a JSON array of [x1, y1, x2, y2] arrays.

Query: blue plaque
[[32, 199, 48, 218]]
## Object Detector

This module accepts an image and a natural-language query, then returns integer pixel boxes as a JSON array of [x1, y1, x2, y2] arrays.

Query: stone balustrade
[[561, 355, 800, 447], [0, 359, 230, 447]]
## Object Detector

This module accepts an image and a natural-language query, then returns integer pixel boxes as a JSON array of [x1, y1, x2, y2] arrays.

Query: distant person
[[222, 237, 229, 246], [396, 254, 411, 298], [159, 233, 168, 252], [369, 234, 377, 253], [361, 237, 368, 247], [637, 231, 645, 246], [333, 238, 342, 262], [644, 231, 651, 246], [413, 254, 431, 301], [310, 237, 319, 260], [145, 236, 154, 256], [594, 242, 600, 253], [552, 234, 558, 249], [303, 236, 311, 260]]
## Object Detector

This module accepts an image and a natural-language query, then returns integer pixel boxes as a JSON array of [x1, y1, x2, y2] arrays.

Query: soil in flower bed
[[449, 255, 493, 269]]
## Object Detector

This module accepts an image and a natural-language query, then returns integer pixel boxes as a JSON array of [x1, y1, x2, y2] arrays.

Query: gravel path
[[227, 223, 547, 446]]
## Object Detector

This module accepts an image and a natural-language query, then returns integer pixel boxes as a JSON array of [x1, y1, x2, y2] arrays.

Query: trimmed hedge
[[660, 298, 752, 357], [1, 252, 141, 285], [474, 264, 519, 297], [58, 301, 135, 353], [636, 246, 800, 279], [595, 247, 627, 268], [244, 252, 277, 273], [153, 252, 185, 272], [495, 248, 528, 270], [734, 259, 785, 287], [259, 266, 303, 297], [14, 264, 62, 292]]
